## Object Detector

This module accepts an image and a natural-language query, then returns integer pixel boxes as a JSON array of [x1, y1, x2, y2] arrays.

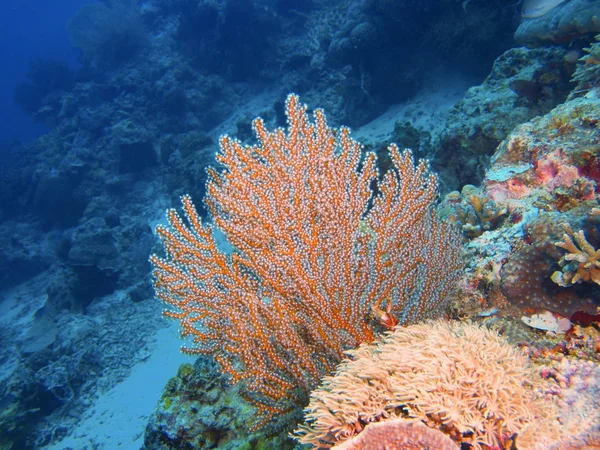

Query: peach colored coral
[[535, 149, 582, 193], [486, 178, 531, 206], [331, 419, 459, 450], [293, 320, 557, 450]]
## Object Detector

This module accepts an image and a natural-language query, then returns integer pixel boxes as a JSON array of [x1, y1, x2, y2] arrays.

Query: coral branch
[[150, 94, 462, 426], [552, 222, 600, 287]]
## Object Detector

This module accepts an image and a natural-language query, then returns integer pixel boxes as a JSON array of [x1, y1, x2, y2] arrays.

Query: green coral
[[145, 358, 298, 450], [439, 185, 507, 238]]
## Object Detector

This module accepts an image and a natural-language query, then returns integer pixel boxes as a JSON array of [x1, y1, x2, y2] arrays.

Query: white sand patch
[[48, 323, 189, 450], [354, 73, 472, 147]]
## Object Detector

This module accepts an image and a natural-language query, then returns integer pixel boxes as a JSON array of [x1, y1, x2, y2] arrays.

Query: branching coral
[[552, 222, 600, 287], [150, 94, 462, 427], [569, 34, 600, 99], [500, 209, 600, 316], [441, 185, 507, 238]]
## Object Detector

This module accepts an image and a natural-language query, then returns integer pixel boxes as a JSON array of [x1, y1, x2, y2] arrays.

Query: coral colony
[[2, 1, 599, 449], [151, 92, 600, 450], [150, 94, 462, 426]]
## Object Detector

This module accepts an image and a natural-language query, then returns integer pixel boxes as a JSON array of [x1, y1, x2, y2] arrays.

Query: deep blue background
[[0, 0, 96, 145]]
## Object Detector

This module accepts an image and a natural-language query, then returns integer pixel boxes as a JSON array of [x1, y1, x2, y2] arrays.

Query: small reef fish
[[521, 0, 568, 18], [509, 79, 543, 102], [477, 307, 498, 317], [522, 310, 572, 333]]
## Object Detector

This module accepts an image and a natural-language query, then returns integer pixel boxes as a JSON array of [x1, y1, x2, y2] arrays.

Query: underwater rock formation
[[515, 0, 600, 46]]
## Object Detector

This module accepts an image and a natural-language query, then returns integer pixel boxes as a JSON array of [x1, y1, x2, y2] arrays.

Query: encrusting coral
[[293, 320, 557, 450], [330, 419, 459, 450], [500, 208, 600, 317], [484, 93, 600, 213]]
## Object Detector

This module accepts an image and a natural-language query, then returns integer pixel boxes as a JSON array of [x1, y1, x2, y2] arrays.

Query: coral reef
[[440, 185, 507, 238], [485, 94, 600, 211], [438, 45, 575, 188], [468, 75, 600, 319], [4, 0, 600, 448], [143, 359, 295, 450], [294, 321, 556, 450]]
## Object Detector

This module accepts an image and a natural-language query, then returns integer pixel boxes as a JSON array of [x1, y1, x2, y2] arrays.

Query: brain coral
[[331, 419, 459, 450], [293, 321, 556, 450]]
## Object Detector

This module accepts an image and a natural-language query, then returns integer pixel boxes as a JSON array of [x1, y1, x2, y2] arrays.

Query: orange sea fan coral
[[150, 94, 462, 427], [293, 320, 556, 450]]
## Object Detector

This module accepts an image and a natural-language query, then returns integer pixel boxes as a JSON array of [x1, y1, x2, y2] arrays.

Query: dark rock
[[515, 0, 600, 46], [119, 140, 157, 174]]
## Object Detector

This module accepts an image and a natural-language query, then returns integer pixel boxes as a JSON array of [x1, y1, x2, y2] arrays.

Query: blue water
[[0, 0, 91, 145]]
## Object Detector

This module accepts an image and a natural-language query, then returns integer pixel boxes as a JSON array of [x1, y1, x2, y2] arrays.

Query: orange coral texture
[[294, 321, 556, 450], [150, 94, 462, 425]]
